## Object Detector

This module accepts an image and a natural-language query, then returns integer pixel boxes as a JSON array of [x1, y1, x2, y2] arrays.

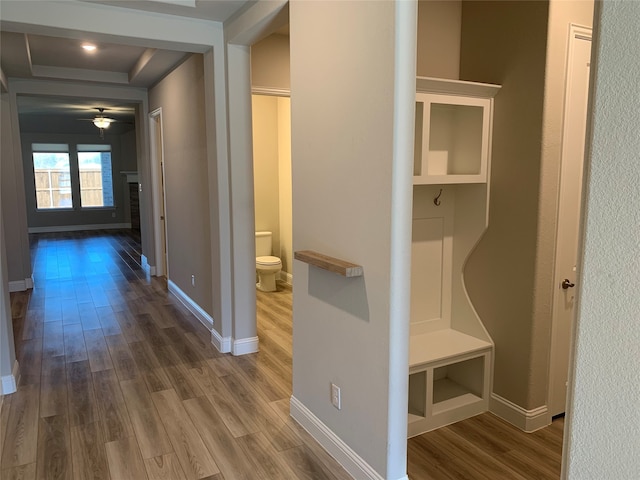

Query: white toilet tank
[[255, 231, 273, 257]]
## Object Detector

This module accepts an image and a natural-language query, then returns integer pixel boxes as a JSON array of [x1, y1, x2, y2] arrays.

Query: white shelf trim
[[409, 329, 492, 368]]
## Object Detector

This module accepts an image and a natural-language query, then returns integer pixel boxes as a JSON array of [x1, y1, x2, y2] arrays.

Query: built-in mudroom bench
[[408, 77, 500, 438]]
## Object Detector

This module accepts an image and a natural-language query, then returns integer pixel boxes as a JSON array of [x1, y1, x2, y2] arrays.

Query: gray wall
[[0, 94, 17, 390], [461, 0, 593, 410], [461, 0, 550, 409], [566, 2, 640, 477], [20, 132, 133, 229], [148, 54, 213, 317], [1, 94, 31, 285]]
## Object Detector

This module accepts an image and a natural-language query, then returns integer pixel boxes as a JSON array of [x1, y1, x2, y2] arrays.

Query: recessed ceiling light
[[82, 44, 97, 52]]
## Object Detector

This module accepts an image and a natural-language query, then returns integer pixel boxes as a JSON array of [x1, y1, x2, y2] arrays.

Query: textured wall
[[565, 2, 640, 477]]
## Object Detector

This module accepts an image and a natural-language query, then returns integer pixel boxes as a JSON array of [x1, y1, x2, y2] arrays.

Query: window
[[32, 144, 72, 209], [77, 145, 114, 207], [31, 143, 114, 210]]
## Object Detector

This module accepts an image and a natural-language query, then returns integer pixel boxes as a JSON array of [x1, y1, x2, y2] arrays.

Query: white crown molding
[[290, 396, 408, 480], [167, 279, 214, 330], [490, 393, 550, 433]]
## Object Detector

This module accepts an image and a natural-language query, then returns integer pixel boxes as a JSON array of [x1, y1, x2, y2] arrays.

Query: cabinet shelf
[[413, 77, 500, 185], [409, 329, 492, 369]]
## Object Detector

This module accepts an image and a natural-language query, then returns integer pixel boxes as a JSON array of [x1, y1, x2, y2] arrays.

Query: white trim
[[290, 396, 406, 480], [140, 254, 157, 276], [8, 275, 33, 292], [211, 328, 231, 354], [1, 361, 20, 395], [167, 279, 213, 330], [28, 223, 131, 233], [251, 86, 291, 97], [231, 336, 259, 356], [279, 271, 293, 285], [489, 393, 550, 433]]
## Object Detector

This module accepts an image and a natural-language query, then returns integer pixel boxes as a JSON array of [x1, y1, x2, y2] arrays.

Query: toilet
[[255, 231, 282, 292]]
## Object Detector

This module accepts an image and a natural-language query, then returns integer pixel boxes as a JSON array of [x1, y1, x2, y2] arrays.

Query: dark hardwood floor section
[[1, 230, 564, 479]]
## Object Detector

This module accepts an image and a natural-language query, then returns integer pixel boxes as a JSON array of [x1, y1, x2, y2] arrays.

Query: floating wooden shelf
[[294, 250, 363, 277]]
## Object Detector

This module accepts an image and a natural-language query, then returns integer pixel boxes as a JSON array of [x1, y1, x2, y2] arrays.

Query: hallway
[[1, 230, 351, 480]]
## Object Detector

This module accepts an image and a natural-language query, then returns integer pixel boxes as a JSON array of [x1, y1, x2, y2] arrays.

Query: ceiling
[[0, 0, 255, 134]]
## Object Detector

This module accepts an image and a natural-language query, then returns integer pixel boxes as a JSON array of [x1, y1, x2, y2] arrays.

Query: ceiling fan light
[[93, 117, 112, 129]]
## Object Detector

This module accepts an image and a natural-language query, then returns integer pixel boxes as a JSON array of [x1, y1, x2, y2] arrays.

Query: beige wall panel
[[277, 97, 292, 276], [460, 0, 549, 409], [148, 54, 213, 316], [252, 95, 281, 258], [417, 0, 461, 79], [251, 34, 290, 91]]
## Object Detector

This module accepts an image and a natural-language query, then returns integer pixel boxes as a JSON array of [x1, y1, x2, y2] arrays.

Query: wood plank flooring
[[1, 230, 564, 479], [1, 231, 351, 480]]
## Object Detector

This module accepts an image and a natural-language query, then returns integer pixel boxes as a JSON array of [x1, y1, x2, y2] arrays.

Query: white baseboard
[[141, 255, 156, 276], [279, 271, 293, 285], [490, 393, 550, 432], [167, 279, 214, 330], [8, 275, 34, 292], [211, 328, 232, 354], [28, 222, 131, 234], [290, 396, 407, 480], [1, 361, 19, 395], [232, 336, 259, 356]]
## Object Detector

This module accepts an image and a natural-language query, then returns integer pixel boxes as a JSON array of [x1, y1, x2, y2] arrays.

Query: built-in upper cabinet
[[413, 77, 500, 185]]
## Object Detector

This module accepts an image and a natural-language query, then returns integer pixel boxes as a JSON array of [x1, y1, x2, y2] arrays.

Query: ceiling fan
[[77, 107, 121, 138], [92, 108, 115, 130]]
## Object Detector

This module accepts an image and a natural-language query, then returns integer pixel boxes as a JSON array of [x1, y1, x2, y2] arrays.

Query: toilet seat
[[256, 255, 281, 266]]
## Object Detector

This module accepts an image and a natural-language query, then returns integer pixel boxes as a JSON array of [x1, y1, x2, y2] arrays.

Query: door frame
[[547, 23, 592, 418], [149, 107, 169, 278]]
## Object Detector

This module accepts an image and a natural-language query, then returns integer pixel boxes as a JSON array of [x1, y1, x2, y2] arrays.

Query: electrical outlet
[[330, 383, 341, 410], [191, 274, 196, 287]]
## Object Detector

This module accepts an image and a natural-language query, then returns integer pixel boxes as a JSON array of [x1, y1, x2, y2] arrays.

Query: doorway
[[251, 93, 292, 292], [548, 24, 592, 417], [149, 108, 169, 278]]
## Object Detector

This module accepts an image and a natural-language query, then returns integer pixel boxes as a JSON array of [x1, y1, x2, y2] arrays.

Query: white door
[[149, 109, 168, 277], [549, 25, 592, 417]]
